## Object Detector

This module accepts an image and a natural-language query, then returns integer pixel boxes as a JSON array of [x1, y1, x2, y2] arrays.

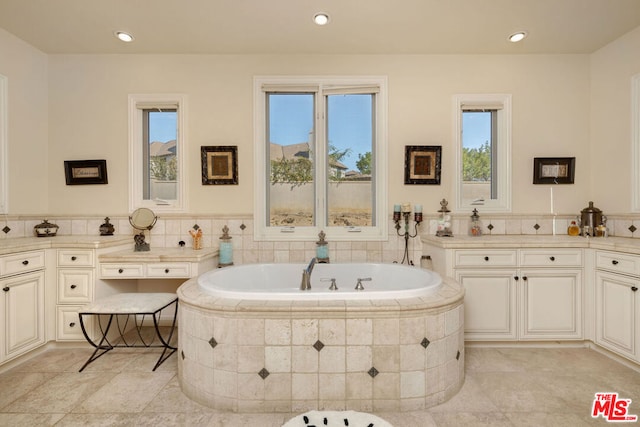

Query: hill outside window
[[254, 76, 388, 241]]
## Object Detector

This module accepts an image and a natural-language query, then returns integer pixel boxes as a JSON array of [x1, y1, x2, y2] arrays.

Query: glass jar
[[469, 209, 482, 237]]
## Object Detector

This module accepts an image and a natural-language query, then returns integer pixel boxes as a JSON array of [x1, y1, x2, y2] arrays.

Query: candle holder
[[394, 204, 423, 265]]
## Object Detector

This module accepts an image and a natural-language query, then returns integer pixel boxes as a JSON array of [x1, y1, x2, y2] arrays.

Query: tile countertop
[[98, 247, 217, 263], [421, 234, 640, 255], [0, 235, 132, 255]]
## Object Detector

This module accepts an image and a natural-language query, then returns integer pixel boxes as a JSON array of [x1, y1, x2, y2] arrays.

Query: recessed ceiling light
[[508, 31, 527, 43], [313, 13, 330, 26], [115, 31, 134, 42]]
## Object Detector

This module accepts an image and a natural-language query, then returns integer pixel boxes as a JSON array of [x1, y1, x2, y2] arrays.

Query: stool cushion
[[80, 293, 177, 314]]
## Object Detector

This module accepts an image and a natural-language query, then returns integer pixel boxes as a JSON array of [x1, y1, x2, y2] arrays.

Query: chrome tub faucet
[[300, 257, 317, 290]]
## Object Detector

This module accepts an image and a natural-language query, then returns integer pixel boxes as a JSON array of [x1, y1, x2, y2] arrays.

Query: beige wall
[[590, 26, 640, 213], [0, 28, 48, 214], [43, 53, 592, 217], [7, 27, 640, 218]]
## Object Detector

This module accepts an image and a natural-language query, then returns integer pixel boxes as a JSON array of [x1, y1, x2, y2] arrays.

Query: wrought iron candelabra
[[393, 204, 423, 265]]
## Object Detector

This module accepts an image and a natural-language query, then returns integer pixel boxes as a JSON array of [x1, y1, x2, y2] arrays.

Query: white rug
[[282, 410, 393, 427]]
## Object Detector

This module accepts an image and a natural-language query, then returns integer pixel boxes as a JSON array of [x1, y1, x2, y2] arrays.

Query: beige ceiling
[[1, 0, 640, 55]]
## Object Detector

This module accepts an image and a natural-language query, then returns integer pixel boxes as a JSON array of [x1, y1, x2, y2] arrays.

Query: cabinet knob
[[165, 268, 170, 274], [523, 276, 528, 281], [71, 256, 77, 261], [2, 286, 9, 292], [514, 276, 519, 281], [549, 256, 555, 261], [118, 268, 124, 274], [70, 284, 77, 289], [22, 260, 29, 265], [612, 260, 619, 265], [484, 256, 489, 261], [69, 322, 76, 327], [632, 287, 638, 292]]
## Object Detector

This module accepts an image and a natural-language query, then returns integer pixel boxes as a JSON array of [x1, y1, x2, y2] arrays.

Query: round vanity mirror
[[129, 208, 157, 252], [129, 208, 157, 231]]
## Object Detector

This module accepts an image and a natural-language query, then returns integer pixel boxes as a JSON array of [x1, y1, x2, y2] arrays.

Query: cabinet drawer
[[100, 264, 144, 278], [58, 269, 93, 303], [596, 251, 640, 277], [454, 250, 517, 268], [57, 306, 91, 341], [519, 249, 582, 267], [0, 250, 45, 277], [146, 263, 191, 278], [57, 250, 94, 267]]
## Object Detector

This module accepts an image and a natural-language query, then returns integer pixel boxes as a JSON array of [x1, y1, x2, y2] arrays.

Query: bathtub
[[177, 263, 465, 413], [197, 262, 442, 300]]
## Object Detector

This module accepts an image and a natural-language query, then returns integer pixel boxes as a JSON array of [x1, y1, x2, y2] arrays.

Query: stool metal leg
[[78, 313, 115, 372], [151, 299, 178, 371]]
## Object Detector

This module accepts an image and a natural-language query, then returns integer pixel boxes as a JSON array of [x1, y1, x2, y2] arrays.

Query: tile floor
[[0, 344, 638, 426]]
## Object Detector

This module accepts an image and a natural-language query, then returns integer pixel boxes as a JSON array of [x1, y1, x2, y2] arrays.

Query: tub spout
[[300, 257, 317, 290]]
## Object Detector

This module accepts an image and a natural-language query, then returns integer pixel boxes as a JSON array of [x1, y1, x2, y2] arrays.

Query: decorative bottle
[[567, 220, 580, 236], [316, 230, 330, 263], [218, 225, 234, 267], [469, 208, 482, 237]]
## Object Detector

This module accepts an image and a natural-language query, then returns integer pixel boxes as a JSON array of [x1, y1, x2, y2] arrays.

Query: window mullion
[[315, 93, 328, 229]]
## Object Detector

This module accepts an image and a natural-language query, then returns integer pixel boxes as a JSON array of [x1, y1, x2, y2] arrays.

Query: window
[[254, 77, 388, 241], [454, 94, 512, 212], [632, 73, 640, 212], [0, 74, 6, 214], [128, 94, 187, 212]]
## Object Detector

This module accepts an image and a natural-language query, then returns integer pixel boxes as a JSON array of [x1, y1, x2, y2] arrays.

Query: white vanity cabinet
[[595, 251, 640, 362], [56, 249, 95, 341], [426, 243, 583, 341], [518, 249, 583, 340], [0, 250, 46, 363], [453, 250, 518, 339]]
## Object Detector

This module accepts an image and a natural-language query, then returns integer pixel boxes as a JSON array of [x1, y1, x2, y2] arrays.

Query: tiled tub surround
[[177, 275, 464, 413]]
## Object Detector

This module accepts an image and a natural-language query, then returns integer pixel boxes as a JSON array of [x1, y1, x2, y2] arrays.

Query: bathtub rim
[[195, 262, 444, 301], [177, 274, 464, 315]]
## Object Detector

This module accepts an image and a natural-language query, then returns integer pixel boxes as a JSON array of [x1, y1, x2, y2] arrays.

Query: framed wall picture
[[201, 146, 238, 185], [404, 145, 442, 185], [533, 157, 575, 184], [64, 160, 108, 185]]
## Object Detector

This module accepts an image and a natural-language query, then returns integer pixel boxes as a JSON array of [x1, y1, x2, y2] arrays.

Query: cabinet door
[[2, 271, 45, 360], [595, 271, 638, 361], [456, 269, 517, 340], [519, 269, 582, 340]]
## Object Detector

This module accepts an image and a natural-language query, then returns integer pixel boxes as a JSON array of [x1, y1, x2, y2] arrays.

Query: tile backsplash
[[2, 213, 639, 265]]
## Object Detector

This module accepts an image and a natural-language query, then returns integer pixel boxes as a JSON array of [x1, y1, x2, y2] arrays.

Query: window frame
[[453, 93, 512, 213], [128, 94, 187, 213], [254, 76, 388, 241], [0, 74, 7, 214], [632, 73, 640, 212]]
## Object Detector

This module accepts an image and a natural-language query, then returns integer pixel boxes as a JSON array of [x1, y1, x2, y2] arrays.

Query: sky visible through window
[[149, 112, 177, 142], [463, 112, 491, 149], [268, 94, 372, 171]]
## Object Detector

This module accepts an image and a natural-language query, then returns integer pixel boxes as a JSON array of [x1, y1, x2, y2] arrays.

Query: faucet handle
[[355, 277, 371, 291], [320, 277, 338, 290]]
